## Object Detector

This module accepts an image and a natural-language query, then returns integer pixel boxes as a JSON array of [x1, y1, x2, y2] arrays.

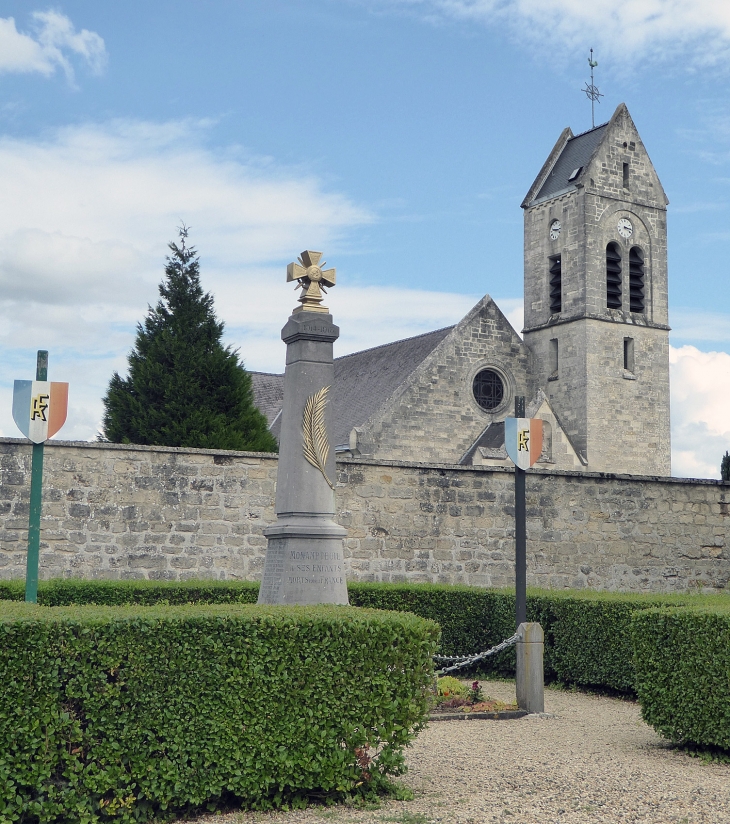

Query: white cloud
[[0, 11, 106, 82], [376, 0, 730, 63], [670, 344, 730, 479], [0, 118, 373, 440]]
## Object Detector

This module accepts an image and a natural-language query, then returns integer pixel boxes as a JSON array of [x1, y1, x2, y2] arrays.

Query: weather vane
[[582, 48, 603, 128]]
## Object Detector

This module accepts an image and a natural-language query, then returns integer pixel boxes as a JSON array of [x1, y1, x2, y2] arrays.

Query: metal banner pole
[[24, 350, 48, 604], [514, 395, 527, 629]]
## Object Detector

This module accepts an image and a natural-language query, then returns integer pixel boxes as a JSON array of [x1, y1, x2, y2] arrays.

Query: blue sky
[[0, 1, 729, 477]]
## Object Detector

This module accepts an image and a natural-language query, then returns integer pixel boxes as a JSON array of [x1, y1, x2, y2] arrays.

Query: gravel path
[[190, 681, 730, 824]]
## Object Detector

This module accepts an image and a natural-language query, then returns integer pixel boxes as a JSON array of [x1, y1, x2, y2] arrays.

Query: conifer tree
[[101, 227, 277, 452], [722, 451, 730, 482]]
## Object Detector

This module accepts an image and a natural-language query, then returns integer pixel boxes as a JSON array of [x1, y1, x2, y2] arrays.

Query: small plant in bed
[[433, 678, 517, 713]]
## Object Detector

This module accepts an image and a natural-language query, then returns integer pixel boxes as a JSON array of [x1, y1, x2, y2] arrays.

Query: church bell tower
[[521, 103, 671, 475]]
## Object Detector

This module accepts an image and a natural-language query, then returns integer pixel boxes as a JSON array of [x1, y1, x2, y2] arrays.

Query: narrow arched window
[[606, 242, 622, 309], [629, 247, 645, 313]]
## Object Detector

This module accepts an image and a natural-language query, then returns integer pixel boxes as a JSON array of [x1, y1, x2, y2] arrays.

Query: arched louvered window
[[548, 255, 561, 314], [629, 247, 645, 313], [606, 242, 622, 309]]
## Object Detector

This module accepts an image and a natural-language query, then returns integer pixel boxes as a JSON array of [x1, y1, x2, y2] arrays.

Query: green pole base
[[25, 441, 44, 603]]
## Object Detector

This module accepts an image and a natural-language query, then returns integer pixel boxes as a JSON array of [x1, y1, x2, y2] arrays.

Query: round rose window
[[472, 369, 504, 411]]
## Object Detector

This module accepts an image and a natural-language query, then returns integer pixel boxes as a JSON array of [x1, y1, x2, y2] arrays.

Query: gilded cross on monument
[[287, 250, 336, 314]]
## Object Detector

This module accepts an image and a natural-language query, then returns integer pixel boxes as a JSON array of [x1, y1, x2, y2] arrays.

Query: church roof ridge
[[568, 120, 610, 141], [334, 324, 456, 362]]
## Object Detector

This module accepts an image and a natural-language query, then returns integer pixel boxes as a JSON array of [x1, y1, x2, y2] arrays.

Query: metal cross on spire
[[582, 48, 603, 128]]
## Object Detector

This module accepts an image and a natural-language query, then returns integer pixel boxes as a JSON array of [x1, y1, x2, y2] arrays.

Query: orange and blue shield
[[12, 380, 69, 444], [505, 417, 543, 470]]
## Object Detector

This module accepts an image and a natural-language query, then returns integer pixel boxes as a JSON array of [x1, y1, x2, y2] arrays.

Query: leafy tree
[[101, 227, 277, 452], [722, 451, 730, 482]]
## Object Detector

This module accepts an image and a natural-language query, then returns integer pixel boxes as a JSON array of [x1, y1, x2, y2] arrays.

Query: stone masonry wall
[[0, 438, 728, 592], [0, 439, 278, 581]]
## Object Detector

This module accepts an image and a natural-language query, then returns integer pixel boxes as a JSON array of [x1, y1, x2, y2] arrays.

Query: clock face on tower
[[617, 218, 633, 239], [549, 219, 561, 241]]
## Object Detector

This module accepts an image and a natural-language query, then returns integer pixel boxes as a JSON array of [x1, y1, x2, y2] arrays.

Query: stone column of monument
[[258, 250, 349, 605]]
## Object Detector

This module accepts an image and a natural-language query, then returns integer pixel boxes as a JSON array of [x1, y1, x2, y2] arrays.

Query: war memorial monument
[[257, 251, 348, 605]]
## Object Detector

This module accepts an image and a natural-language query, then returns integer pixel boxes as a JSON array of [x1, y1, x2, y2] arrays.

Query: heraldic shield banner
[[505, 417, 543, 470], [13, 380, 69, 444]]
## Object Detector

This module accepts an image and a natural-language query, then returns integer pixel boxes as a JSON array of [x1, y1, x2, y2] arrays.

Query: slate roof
[[330, 326, 453, 447], [533, 123, 607, 203], [250, 325, 454, 447], [249, 371, 284, 426], [458, 421, 505, 465]]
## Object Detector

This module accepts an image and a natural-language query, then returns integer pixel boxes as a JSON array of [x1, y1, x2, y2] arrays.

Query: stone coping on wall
[[0, 437, 279, 461], [1, 436, 727, 489], [336, 455, 730, 488]]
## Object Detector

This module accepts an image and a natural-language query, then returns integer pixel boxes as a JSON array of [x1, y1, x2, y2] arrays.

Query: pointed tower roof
[[521, 103, 668, 208]]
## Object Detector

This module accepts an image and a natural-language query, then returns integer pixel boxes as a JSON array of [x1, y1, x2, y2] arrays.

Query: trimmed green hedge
[[632, 606, 730, 749], [0, 578, 260, 606], [2, 579, 728, 694], [348, 583, 709, 692], [536, 590, 688, 693], [0, 602, 438, 823]]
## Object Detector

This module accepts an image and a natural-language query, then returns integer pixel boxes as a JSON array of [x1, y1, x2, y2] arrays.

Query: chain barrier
[[434, 631, 520, 676]]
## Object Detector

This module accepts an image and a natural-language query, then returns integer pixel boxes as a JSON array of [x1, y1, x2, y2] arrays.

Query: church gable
[[259, 326, 454, 447], [352, 296, 534, 463], [521, 104, 667, 212], [579, 103, 668, 210], [528, 392, 585, 470]]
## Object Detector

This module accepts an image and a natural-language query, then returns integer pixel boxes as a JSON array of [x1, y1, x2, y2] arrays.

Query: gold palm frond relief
[[302, 385, 335, 490]]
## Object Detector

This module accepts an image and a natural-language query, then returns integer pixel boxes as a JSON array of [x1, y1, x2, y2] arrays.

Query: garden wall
[[0, 438, 728, 591]]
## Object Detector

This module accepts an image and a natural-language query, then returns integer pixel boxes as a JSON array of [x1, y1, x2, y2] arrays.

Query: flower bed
[[431, 678, 518, 714]]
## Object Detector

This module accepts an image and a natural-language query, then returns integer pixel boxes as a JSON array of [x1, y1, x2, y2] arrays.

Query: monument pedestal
[[259, 516, 347, 605], [258, 306, 348, 605]]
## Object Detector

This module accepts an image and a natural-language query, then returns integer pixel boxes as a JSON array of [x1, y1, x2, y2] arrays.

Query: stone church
[[252, 103, 671, 477]]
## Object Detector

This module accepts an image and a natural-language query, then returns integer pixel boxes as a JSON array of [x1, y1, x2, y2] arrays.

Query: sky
[[0, 0, 728, 478]]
